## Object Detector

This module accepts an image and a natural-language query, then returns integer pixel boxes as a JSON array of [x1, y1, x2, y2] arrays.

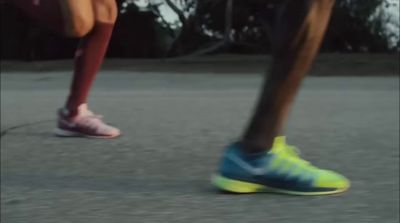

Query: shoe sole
[[54, 128, 120, 139], [211, 174, 349, 195]]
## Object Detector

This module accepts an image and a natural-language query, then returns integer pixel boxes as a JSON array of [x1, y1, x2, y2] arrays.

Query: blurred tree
[[325, 0, 397, 52], [153, 0, 398, 55], [1, 0, 398, 60]]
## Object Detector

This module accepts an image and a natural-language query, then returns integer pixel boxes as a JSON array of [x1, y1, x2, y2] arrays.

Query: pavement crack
[[1, 119, 54, 138]]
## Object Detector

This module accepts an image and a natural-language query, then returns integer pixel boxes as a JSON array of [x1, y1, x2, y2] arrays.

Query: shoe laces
[[79, 113, 108, 132], [271, 144, 320, 175], [281, 144, 301, 157]]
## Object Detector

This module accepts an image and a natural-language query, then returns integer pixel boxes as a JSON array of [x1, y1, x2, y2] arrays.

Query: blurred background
[[1, 0, 399, 61]]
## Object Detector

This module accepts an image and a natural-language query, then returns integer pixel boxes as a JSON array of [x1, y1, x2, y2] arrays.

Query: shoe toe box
[[314, 170, 350, 190]]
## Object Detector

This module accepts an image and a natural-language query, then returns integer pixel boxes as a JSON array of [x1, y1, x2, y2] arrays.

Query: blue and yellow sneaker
[[212, 136, 350, 195]]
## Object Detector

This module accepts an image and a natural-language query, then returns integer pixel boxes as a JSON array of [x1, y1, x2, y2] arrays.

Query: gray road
[[1, 70, 399, 223]]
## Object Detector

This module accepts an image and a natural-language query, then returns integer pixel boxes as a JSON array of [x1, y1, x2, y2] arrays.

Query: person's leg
[[64, 0, 117, 115], [9, 0, 119, 138], [240, 0, 335, 153], [56, 0, 120, 138], [58, 0, 95, 37], [213, 0, 350, 195]]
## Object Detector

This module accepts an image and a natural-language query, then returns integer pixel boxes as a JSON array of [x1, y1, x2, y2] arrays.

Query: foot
[[55, 104, 121, 139], [212, 136, 350, 195]]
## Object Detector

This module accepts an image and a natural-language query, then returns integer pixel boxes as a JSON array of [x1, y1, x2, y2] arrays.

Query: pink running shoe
[[55, 104, 121, 139]]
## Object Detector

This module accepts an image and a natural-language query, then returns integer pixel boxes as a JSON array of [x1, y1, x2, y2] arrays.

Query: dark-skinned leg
[[212, 0, 349, 195], [241, 0, 335, 153]]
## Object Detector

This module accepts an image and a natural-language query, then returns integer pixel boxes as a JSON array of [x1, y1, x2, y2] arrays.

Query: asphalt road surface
[[1, 68, 399, 223]]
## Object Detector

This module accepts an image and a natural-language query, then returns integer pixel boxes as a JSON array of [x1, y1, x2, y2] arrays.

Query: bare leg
[[241, 0, 335, 153], [91, 0, 118, 24], [58, 0, 95, 37], [213, 0, 349, 195]]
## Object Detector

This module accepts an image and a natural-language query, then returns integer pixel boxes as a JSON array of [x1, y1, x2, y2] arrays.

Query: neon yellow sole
[[212, 174, 349, 196]]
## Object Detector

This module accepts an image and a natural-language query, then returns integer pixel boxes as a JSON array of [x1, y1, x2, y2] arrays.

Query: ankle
[[237, 140, 270, 154]]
